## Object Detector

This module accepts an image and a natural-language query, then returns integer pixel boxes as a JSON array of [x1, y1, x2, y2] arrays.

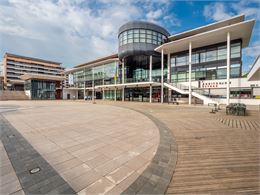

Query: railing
[[169, 83, 189, 91], [169, 82, 211, 97]]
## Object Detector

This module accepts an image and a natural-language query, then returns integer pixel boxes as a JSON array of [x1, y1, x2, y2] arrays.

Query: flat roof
[[5, 53, 62, 65], [75, 54, 118, 68], [168, 14, 245, 41], [155, 19, 255, 54], [20, 73, 65, 81], [66, 54, 119, 74]]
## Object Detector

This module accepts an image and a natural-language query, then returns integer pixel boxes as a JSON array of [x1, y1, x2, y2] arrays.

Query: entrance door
[[67, 94, 70, 99]]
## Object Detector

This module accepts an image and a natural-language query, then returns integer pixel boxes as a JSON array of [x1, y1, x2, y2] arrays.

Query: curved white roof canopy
[[155, 19, 255, 54]]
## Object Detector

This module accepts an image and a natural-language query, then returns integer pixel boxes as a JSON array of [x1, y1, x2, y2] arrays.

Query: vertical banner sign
[[114, 62, 118, 81], [68, 74, 74, 85]]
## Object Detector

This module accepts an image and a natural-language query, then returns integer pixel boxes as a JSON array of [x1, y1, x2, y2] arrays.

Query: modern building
[[64, 14, 260, 105], [2, 53, 65, 99]]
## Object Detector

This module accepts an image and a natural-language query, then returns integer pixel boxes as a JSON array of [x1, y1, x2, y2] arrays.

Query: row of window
[[72, 62, 118, 83], [119, 28, 167, 46], [171, 42, 241, 67], [7, 61, 63, 70], [171, 64, 241, 82]]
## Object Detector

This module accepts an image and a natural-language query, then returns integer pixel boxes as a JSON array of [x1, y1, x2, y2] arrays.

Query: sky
[[0, 0, 259, 73]]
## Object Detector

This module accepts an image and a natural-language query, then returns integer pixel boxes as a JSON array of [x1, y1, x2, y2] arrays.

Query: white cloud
[[146, 9, 163, 23], [203, 1, 260, 71], [231, 0, 260, 20], [0, 0, 179, 67], [0, 0, 143, 67], [244, 41, 260, 58], [203, 2, 234, 21]]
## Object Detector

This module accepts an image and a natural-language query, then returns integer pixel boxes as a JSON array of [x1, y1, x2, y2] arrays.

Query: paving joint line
[[112, 107, 178, 195], [0, 114, 76, 195]]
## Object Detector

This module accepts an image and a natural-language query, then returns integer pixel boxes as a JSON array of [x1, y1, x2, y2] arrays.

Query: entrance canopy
[[84, 81, 161, 90], [20, 73, 65, 81], [155, 18, 255, 54]]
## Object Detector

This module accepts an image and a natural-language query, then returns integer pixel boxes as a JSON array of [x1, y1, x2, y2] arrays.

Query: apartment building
[[3, 53, 64, 90]]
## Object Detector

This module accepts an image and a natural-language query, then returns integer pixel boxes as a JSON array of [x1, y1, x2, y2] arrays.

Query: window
[[206, 67, 217, 80], [146, 30, 152, 35], [192, 53, 199, 64], [170, 57, 176, 67], [200, 51, 206, 63], [230, 63, 240, 78], [218, 46, 227, 60], [217, 66, 227, 79], [206, 49, 217, 61], [140, 29, 145, 34], [195, 68, 206, 80], [127, 33, 133, 39], [176, 55, 187, 66], [119, 29, 166, 46], [231, 43, 241, 58], [177, 72, 187, 82], [140, 33, 145, 38]]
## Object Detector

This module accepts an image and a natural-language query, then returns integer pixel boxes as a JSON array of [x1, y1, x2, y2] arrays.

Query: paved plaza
[[0, 101, 160, 194], [1, 100, 260, 194]]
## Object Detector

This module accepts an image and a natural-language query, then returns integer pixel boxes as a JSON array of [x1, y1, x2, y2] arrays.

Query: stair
[[0, 91, 29, 100], [164, 83, 218, 105]]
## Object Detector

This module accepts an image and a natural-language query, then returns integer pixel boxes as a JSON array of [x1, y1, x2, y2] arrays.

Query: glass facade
[[170, 41, 242, 83], [119, 29, 167, 46], [72, 62, 119, 89], [68, 39, 244, 101], [70, 55, 168, 94], [25, 80, 56, 100]]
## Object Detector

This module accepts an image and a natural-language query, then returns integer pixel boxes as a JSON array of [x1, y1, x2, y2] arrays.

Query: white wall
[[213, 98, 260, 105], [63, 89, 78, 100], [180, 78, 260, 89]]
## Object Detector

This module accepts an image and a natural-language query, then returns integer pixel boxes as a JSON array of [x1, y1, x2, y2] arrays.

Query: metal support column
[[188, 42, 192, 105], [161, 50, 164, 103], [92, 68, 94, 103], [114, 87, 116, 101], [227, 32, 230, 105], [83, 68, 86, 100], [167, 53, 171, 102], [102, 66, 105, 100], [122, 60, 125, 102], [149, 55, 152, 103]]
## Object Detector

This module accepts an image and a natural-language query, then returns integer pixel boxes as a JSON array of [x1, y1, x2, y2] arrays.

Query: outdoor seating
[[226, 103, 246, 116]]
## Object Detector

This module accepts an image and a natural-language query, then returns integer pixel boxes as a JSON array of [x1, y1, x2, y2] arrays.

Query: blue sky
[[0, 0, 259, 73]]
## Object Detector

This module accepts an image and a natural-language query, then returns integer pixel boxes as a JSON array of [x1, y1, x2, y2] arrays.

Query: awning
[[155, 19, 255, 54], [20, 73, 65, 81]]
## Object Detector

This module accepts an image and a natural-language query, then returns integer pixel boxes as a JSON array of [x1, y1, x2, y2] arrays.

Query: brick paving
[[0, 101, 159, 194], [98, 101, 260, 194], [122, 109, 177, 194], [1, 100, 259, 194], [215, 111, 260, 131], [0, 115, 76, 195]]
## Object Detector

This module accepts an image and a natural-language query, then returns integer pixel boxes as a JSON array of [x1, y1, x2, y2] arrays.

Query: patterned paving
[[122, 109, 177, 194], [0, 115, 76, 195], [0, 101, 160, 195], [98, 101, 260, 194], [215, 114, 260, 131]]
